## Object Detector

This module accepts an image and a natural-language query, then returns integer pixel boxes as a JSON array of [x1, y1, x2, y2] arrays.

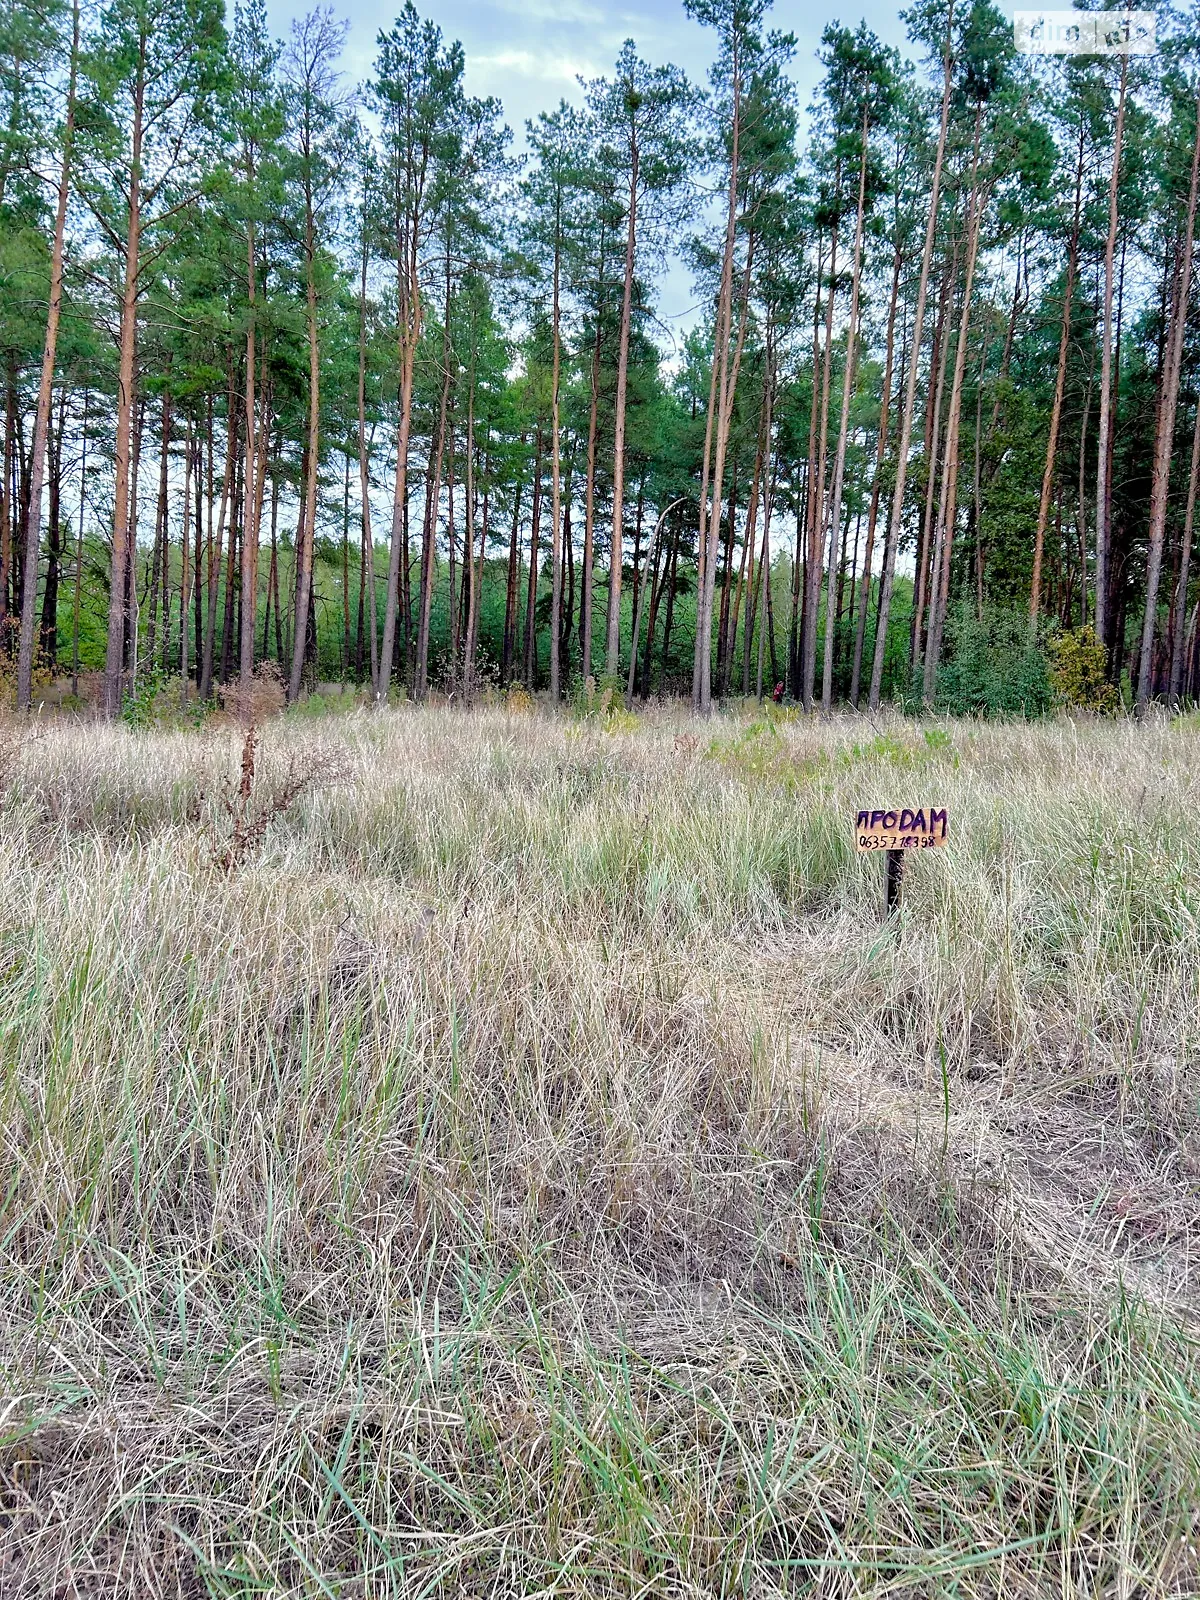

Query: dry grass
[[0, 701, 1198, 1597]]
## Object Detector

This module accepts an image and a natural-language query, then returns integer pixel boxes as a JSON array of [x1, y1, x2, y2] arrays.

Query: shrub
[[934, 605, 1052, 717], [121, 670, 209, 730], [568, 674, 630, 725], [218, 661, 287, 724], [1047, 626, 1118, 712]]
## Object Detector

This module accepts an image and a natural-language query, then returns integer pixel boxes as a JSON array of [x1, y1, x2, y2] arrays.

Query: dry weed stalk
[[210, 722, 338, 875]]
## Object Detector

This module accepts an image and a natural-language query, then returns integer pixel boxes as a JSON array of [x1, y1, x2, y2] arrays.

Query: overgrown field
[[1, 704, 1198, 1597]]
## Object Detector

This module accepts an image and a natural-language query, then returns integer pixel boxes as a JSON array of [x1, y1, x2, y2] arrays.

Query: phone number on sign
[[857, 834, 940, 851]]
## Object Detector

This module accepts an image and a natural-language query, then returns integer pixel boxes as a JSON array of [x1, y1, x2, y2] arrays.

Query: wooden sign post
[[855, 808, 949, 918]]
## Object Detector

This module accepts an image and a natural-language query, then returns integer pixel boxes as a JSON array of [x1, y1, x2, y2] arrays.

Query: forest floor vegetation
[[0, 702, 1197, 1596]]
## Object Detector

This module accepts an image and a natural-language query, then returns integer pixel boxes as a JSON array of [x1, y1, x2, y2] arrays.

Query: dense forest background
[[0, 0, 1196, 717]]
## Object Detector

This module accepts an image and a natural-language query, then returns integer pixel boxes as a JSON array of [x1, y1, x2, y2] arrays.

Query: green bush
[[120, 671, 210, 730], [934, 605, 1052, 716], [1047, 626, 1118, 712]]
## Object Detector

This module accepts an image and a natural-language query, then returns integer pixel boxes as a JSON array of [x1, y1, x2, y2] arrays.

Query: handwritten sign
[[855, 808, 948, 852]]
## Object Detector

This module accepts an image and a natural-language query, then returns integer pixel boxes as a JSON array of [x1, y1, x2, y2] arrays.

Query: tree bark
[[925, 104, 985, 699], [103, 25, 148, 716], [220, 456, 241, 686], [379, 204, 422, 701], [850, 223, 903, 707], [1169, 391, 1200, 704], [868, 0, 954, 711], [201, 379, 237, 701], [179, 421, 192, 697], [758, 451, 780, 698], [39, 387, 64, 669], [356, 237, 378, 694], [463, 377, 480, 696], [1095, 53, 1129, 648], [803, 215, 838, 711], [17, 0, 79, 709], [821, 112, 870, 714], [691, 264, 726, 706], [238, 204, 259, 690], [581, 265, 605, 683], [523, 431, 543, 687], [606, 129, 638, 678], [1138, 94, 1200, 708], [661, 510, 681, 685], [549, 188, 564, 700], [626, 497, 686, 707], [1031, 118, 1084, 627], [501, 440, 525, 685], [716, 457, 739, 692], [70, 390, 88, 697], [911, 247, 955, 675], [146, 389, 171, 668], [740, 356, 773, 696], [693, 42, 743, 713], [700, 242, 755, 710], [268, 465, 283, 663], [288, 183, 322, 704]]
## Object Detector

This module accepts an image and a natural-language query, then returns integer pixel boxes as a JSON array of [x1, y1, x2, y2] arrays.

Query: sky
[[261, 0, 937, 337]]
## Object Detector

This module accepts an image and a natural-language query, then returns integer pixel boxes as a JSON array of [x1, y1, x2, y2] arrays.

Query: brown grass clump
[[0, 704, 1197, 1597]]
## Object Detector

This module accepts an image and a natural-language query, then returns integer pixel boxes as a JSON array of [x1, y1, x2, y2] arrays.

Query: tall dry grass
[[0, 702, 1197, 1597]]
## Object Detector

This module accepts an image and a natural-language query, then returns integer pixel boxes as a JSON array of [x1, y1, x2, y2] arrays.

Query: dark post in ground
[[885, 848, 905, 918]]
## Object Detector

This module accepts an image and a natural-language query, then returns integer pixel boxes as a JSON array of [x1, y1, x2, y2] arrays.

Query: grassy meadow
[[0, 701, 1198, 1597]]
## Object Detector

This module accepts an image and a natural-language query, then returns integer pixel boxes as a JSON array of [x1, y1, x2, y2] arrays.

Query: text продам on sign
[[855, 808, 948, 852]]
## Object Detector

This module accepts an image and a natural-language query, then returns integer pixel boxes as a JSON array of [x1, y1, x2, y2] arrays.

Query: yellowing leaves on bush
[[1048, 626, 1118, 712]]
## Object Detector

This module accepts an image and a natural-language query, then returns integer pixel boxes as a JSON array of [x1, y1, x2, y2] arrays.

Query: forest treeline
[[1, 0, 1198, 716]]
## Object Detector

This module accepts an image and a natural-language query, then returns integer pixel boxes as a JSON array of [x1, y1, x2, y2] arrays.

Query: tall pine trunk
[[179, 421, 192, 697], [693, 44, 743, 713], [201, 382, 237, 701], [549, 191, 564, 700], [40, 387, 64, 668], [925, 104, 985, 699], [17, 0, 78, 710], [523, 432, 543, 687], [463, 378, 480, 696], [1138, 92, 1200, 708], [627, 496, 686, 708], [146, 389, 171, 666], [691, 266, 727, 705], [238, 210, 259, 690], [379, 219, 422, 701], [581, 257, 605, 682], [1031, 118, 1084, 626], [1095, 54, 1128, 648], [868, 0, 954, 711], [103, 26, 147, 716], [911, 247, 955, 674], [1170, 391, 1200, 703], [821, 114, 870, 713], [416, 270, 453, 700], [803, 215, 839, 711], [607, 132, 638, 678], [501, 441, 525, 685], [356, 236, 378, 694], [851, 223, 903, 706], [288, 193, 322, 704]]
